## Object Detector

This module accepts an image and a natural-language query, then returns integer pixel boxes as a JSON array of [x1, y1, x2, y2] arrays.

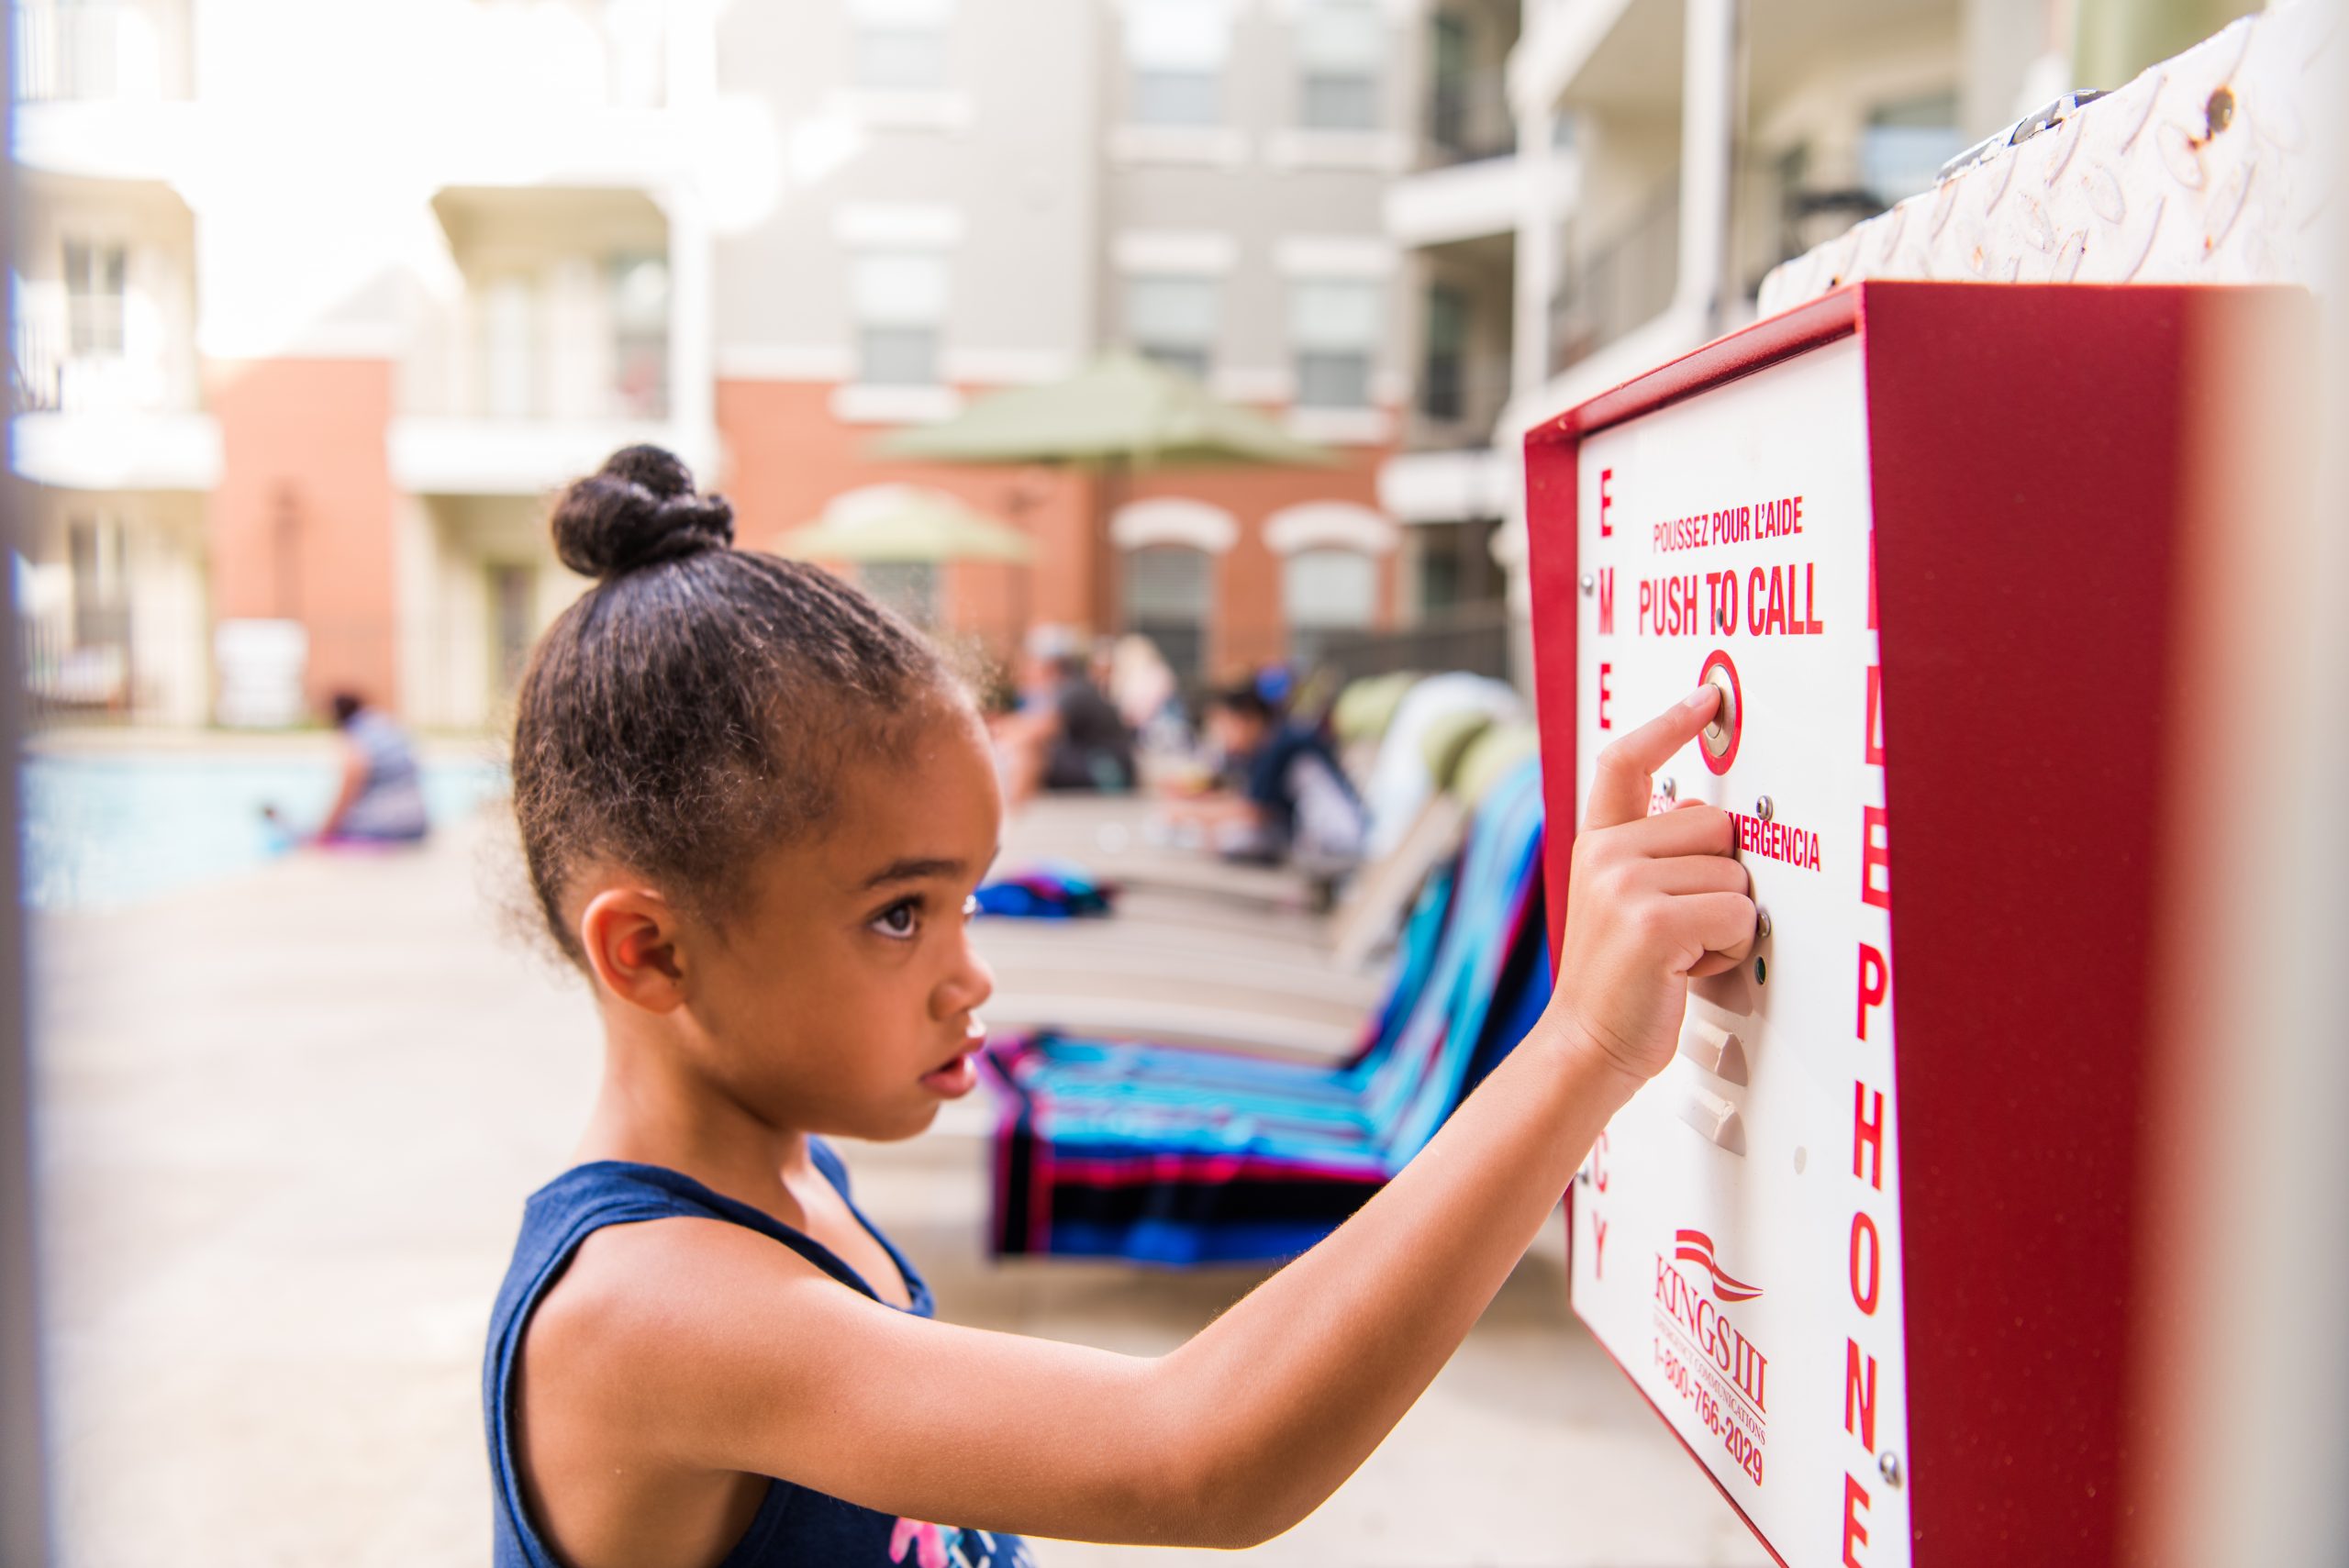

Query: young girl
[[484, 446, 1754, 1568]]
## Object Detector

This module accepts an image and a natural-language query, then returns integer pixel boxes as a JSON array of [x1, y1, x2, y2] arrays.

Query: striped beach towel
[[979, 759, 1551, 1265]]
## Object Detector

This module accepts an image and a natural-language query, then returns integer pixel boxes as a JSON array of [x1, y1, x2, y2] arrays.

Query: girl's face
[[683, 702, 1002, 1142]]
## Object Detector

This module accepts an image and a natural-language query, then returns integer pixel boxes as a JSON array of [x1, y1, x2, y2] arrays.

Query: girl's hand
[[1547, 686, 1756, 1087]]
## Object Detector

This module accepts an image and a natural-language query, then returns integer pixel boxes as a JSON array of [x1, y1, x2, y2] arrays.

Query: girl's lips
[[920, 1051, 978, 1099]]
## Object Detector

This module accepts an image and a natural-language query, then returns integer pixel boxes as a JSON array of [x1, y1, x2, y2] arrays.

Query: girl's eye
[[870, 899, 920, 940]]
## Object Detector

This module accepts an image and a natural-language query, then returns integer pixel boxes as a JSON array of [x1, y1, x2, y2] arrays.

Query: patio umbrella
[[875, 350, 1339, 470], [874, 351, 1338, 655], [774, 484, 1036, 564]]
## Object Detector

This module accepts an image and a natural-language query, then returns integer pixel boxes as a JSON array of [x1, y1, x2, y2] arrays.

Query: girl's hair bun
[[551, 444, 735, 581]]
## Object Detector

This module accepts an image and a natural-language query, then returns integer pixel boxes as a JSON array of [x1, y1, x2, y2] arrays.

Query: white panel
[[11, 410, 221, 491], [1127, 275, 1219, 340], [1112, 230, 1238, 274], [1295, 0, 1382, 69], [1275, 235, 1397, 276], [715, 342, 853, 382], [850, 251, 950, 325], [1108, 125, 1249, 166], [1124, 0, 1230, 66], [835, 204, 963, 249], [848, 0, 955, 26], [1288, 278, 1382, 346], [1565, 334, 1912, 1567], [829, 383, 962, 424], [1282, 548, 1377, 627]]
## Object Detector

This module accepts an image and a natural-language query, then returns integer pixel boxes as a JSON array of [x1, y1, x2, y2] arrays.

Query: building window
[[1290, 278, 1380, 409], [1428, 12, 1468, 153], [1415, 517, 1498, 616], [1421, 284, 1465, 422], [1295, 0, 1381, 130], [1126, 274, 1219, 384], [852, 0, 952, 90], [63, 239, 126, 357], [1282, 547, 1376, 662], [1124, 545, 1211, 679], [610, 255, 669, 418], [490, 564, 535, 697], [66, 514, 127, 646], [1125, 0, 1226, 126], [1861, 92, 1965, 206], [481, 274, 540, 418], [861, 561, 941, 628], [852, 250, 950, 385]]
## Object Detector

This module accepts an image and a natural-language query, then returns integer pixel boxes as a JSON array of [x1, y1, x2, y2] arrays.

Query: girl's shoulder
[[506, 1150, 924, 1316]]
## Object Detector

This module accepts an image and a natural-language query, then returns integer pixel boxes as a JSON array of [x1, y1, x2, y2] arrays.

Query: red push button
[[1698, 649, 1742, 774]]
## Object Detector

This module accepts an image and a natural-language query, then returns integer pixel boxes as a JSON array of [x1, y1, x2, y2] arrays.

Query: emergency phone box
[[1525, 282, 2305, 1568]]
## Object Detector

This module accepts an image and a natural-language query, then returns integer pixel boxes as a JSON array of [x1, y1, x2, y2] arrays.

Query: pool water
[[22, 751, 508, 912]]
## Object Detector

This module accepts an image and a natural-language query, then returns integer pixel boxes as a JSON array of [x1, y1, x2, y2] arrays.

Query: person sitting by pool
[[992, 628, 1138, 807], [1163, 681, 1365, 880], [313, 691, 429, 846]]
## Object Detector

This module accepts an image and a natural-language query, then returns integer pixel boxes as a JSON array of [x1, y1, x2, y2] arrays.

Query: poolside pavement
[[29, 777, 1771, 1567]]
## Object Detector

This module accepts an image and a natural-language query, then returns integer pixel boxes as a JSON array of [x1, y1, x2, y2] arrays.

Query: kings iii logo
[[1655, 1229, 1771, 1414]]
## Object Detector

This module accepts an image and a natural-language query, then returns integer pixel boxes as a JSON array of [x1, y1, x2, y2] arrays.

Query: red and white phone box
[[1525, 282, 2307, 1567]]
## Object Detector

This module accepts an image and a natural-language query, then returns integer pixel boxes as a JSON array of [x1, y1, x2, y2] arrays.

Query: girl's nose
[[934, 931, 995, 1020]]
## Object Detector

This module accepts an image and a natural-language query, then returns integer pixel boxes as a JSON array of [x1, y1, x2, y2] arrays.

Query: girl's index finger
[[1581, 686, 1721, 832]]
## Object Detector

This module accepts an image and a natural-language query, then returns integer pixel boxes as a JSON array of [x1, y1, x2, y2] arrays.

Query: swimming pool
[[21, 751, 508, 912]]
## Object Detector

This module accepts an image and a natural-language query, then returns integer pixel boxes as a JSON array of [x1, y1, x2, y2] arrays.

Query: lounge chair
[[977, 758, 1551, 1266]]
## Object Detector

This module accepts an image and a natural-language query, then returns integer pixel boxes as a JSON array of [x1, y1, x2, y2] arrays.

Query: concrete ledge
[[11, 409, 220, 492], [386, 417, 719, 495]]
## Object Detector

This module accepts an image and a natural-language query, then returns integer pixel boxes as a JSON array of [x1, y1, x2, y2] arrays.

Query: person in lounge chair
[[1163, 681, 1366, 881]]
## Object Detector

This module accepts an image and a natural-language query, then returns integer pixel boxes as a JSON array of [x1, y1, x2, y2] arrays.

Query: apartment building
[[11, 0, 1426, 728], [1375, 0, 2158, 664], [1378, 0, 1534, 643], [12, 0, 211, 723], [709, 0, 1423, 687]]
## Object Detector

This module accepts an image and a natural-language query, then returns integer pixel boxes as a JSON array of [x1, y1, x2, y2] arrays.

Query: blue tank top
[[484, 1150, 1038, 1568]]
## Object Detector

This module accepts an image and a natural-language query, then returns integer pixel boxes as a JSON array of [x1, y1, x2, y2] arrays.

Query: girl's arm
[[551, 689, 1748, 1547]]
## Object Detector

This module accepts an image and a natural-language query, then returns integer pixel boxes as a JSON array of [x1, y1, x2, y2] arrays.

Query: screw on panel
[[1879, 1451, 1903, 1487], [1658, 777, 1676, 803], [1755, 795, 1775, 821], [1755, 908, 1773, 940], [2205, 84, 2234, 138], [1581, 573, 1596, 595]]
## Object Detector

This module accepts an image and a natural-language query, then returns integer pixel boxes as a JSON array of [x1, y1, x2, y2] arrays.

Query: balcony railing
[[1409, 356, 1515, 450], [481, 338, 667, 421], [9, 304, 192, 416], [14, 0, 189, 104], [402, 336, 670, 423], [1427, 68, 1517, 167], [1308, 602, 1513, 687], [1552, 183, 1679, 378]]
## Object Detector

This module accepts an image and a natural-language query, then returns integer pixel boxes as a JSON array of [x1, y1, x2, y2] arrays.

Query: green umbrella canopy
[[775, 484, 1036, 564], [874, 350, 1340, 468]]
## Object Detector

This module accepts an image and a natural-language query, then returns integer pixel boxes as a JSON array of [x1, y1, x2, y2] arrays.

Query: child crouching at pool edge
[[484, 444, 1758, 1568]]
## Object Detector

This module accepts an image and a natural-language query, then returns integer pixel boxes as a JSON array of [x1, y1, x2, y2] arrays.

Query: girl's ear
[[579, 886, 688, 1014]]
